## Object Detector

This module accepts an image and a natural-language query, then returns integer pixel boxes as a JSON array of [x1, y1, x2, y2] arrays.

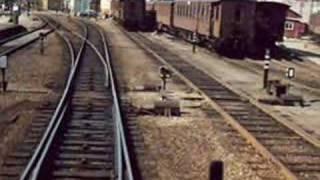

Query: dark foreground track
[[123, 31, 320, 180]]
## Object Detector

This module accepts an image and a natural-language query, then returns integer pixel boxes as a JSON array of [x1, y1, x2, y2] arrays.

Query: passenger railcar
[[153, 0, 290, 58]]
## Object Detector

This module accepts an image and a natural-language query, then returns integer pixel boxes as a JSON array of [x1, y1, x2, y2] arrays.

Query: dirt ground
[[0, 32, 69, 166], [99, 20, 285, 180], [145, 32, 320, 141]]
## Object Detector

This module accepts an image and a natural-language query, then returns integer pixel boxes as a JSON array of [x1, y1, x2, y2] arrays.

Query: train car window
[[201, 4, 205, 19], [216, 6, 219, 20], [182, 4, 185, 16], [213, 6, 215, 20], [177, 5, 179, 16], [235, 7, 241, 22], [176, 5, 178, 16], [206, 4, 209, 20], [181, 5, 184, 16], [176, 4, 178, 16], [185, 4, 188, 17], [192, 3, 196, 18]]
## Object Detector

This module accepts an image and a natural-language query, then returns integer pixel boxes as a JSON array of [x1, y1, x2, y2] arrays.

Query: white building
[[287, 0, 320, 23], [288, 0, 312, 23], [66, 0, 91, 15], [100, 0, 111, 16]]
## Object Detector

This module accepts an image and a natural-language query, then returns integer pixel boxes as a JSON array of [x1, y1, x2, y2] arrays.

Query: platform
[[0, 23, 27, 41]]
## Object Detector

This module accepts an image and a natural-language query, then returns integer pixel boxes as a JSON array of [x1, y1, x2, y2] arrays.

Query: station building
[[37, 0, 63, 10], [284, 9, 307, 38], [67, 0, 92, 15]]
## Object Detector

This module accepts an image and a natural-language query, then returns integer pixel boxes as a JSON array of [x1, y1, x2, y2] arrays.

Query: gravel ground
[[99, 20, 284, 180], [0, 32, 69, 167], [281, 38, 320, 65], [145, 32, 320, 140]]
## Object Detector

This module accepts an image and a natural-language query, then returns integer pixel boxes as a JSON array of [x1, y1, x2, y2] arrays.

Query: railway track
[[0, 16, 134, 180], [123, 30, 320, 180]]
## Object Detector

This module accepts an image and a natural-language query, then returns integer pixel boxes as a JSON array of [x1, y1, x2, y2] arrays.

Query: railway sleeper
[[52, 169, 112, 179], [59, 145, 112, 152], [236, 120, 277, 126], [2, 158, 29, 166], [62, 139, 112, 146], [56, 153, 112, 162]]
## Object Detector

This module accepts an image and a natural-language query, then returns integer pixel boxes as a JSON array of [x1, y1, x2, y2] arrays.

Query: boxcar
[[111, 0, 145, 30]]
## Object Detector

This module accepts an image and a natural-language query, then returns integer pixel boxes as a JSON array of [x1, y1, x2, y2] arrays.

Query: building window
[[285, 21, 294, 30]]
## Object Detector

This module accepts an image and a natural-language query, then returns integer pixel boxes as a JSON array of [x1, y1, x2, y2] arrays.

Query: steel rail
[[99, 26, 134, 180], [19, 16, 88, 180], [20, 15, 133, 180], [66, 19, 134, 180]]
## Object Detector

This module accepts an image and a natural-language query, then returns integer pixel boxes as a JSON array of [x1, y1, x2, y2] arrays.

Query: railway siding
[[123, 31, 320, 180]]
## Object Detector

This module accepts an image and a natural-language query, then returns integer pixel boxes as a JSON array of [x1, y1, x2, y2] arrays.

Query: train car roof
[[256, 0, 290, 6], [173, 0, 290, 6]]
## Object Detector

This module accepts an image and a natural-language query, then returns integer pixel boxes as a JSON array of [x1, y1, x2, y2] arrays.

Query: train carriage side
[[155, 1, 175, 32], [173, 0, 215, 42]]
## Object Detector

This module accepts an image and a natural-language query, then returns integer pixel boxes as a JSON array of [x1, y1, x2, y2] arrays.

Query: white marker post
[[39, 32, 46, 55], [0, 56, 8, 92], [263, 49, 271, 89], [12, 4, 20, 24], [192, 32, 197, 53], [286, 67, 295, 92], [286, 67, 295, 79]]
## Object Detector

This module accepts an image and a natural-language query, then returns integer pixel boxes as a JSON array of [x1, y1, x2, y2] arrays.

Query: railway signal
[[263, 49, 271, 89], [39, 32, 46, 55], [0, 56, 8, 92], [159, 66, 172, 91], [192, 32, 198, 53]]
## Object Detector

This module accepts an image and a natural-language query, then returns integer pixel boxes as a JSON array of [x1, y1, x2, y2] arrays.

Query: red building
[[284, 9, 307, 39]]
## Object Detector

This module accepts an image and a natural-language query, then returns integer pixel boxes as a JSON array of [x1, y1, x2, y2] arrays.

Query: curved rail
[[20, 16, 88, 180], [20, 16, 133, 180]]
